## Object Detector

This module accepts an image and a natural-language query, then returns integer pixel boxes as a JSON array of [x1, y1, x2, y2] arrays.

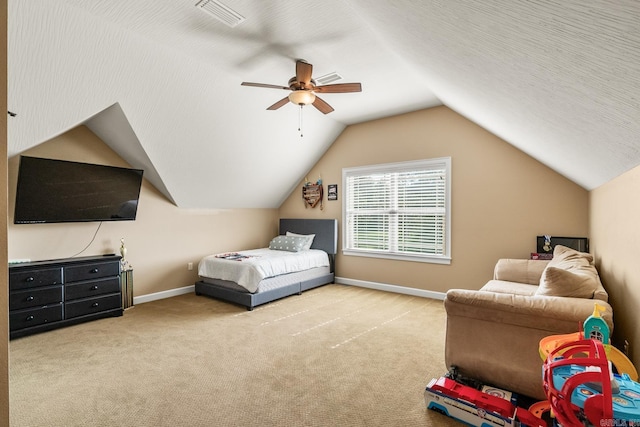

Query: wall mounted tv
[[14, 156, 144, 224]]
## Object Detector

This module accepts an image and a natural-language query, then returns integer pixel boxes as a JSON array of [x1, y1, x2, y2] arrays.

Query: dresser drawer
[[65, 261, 120, 282], [9, 267, 63, 290], [10, 304, 63, 331], [65, 277, 120, 301], [65, 294, 122, 319], [10, 285, 63, 310]]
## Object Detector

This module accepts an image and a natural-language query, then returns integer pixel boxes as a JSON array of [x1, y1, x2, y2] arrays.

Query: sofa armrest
[[444, 289, 613, 400], [493, 259, 550, 285], [445, 289, 613, 333]]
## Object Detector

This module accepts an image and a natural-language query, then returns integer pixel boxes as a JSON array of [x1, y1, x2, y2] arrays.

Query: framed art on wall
[[328, 184, 337, 201]]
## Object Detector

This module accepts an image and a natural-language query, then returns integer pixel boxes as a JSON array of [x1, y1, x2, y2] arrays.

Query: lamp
[[288, 90, 316, 106]]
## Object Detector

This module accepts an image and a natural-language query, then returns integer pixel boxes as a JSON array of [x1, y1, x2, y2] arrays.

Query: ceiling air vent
[[315, 72, 343, 86], [195, 0, 245, 28]]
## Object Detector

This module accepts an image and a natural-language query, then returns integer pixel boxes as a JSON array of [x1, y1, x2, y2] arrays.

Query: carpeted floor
[[9, 284, 463, 426]]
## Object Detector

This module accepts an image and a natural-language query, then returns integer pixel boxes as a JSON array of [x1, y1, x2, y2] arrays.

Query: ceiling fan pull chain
[[298, 105, 304, 137]]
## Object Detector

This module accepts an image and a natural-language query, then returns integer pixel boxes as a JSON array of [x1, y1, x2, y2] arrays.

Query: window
[[342, 158, 451, 264]]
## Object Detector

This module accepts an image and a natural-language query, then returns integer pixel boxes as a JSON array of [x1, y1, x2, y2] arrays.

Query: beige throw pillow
[[536, 245, 599, 298]]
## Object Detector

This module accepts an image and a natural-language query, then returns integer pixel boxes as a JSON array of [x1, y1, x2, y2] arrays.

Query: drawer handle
[[26, 315, 34, 321], [91, 285, 99, 290], [25, 296, 34, 302], [25, 277, 34, 282], [90, 268, 99, 274], [92, 302, 99, 308]]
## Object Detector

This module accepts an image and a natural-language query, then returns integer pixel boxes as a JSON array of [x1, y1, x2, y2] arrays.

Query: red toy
[[543, 339, 613, 426], [425, 376, 546, 427]]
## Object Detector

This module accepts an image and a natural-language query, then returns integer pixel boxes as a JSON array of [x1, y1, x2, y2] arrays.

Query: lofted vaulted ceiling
[[8, 1, 640, 209]]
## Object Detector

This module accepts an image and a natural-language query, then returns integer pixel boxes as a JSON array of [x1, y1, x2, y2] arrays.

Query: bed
[[194, 218, 337, 310]]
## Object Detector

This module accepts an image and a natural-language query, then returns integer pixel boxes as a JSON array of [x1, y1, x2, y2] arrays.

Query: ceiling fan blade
[[267, 97, 290, 110], [314, 82, 362, 93], [241, 82, 290, 90], [312, 96, 334, 114], [296, 60, 313, 88]]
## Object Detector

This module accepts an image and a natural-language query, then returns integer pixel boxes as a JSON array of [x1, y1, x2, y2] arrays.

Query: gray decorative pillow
[[268, 235, 307, 252], [285, 232, 315, 251]]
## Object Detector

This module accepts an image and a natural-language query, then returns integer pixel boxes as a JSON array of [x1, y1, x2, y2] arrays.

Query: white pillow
[[285, 232, 315, 251]]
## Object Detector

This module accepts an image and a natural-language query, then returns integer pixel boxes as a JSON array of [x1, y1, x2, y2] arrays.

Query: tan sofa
[[444, 245, 613, 400]]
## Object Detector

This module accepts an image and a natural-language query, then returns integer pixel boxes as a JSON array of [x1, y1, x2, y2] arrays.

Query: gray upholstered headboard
[[279, 218, 338, 255]]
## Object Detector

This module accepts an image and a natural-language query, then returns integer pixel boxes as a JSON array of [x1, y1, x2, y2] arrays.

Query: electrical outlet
[[188, 262, 193, 271]]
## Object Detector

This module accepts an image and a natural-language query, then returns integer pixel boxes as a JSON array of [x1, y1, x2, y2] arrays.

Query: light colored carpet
[[10, 284, 462, 426]]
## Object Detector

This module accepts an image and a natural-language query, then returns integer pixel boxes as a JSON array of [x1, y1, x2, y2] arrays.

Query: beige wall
[[8, 126, 279, 298], [1, 0, 8, 423], [280, 106, 589, 293], [590, 164, 640, 370]]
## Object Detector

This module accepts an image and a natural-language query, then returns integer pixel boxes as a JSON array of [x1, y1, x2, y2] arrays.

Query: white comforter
[[198, 248, 330, 293]]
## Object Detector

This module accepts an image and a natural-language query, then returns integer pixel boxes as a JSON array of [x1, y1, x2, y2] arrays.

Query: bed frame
[[194, 218, 338, 310]]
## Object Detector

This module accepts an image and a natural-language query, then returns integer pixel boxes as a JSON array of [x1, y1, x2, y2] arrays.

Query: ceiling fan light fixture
[[288, 90, 316, 106]]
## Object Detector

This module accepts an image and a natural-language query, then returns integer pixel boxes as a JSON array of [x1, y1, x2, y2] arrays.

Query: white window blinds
[[342, 158, 451, 264]]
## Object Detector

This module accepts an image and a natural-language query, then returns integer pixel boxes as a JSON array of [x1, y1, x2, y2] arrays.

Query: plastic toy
[[539, 302, 638, 382], [540, 332, 638, 383], [424, 376, 545, 427], [527, 400, 551, 421], [543, 338, 640, 426], [583, 303, 610, 343]]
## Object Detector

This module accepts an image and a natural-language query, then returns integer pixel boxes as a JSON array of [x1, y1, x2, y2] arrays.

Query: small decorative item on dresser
[[120, 237, 127, 259], [531, 252, 553, 260], [119, 237, 130, 270]]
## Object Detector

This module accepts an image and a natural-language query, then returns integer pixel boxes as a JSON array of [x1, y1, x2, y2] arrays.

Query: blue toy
[[552, 365, 640, 424], [543, 339, 640, 426]]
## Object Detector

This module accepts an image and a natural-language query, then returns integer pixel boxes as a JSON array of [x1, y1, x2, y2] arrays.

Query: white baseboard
[[334, 276, 446, 301], [134, 284, 195, 305], [133, 279, 446, 305]]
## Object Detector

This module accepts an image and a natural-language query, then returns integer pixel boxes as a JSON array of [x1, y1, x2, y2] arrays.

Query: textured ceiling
[[8, 1, 640, 208]]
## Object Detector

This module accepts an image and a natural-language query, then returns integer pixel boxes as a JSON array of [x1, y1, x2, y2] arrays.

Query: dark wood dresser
[[9, 255, 123, 339]]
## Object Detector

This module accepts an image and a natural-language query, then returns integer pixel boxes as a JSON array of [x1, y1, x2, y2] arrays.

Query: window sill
[[342, 249, 451, 265]]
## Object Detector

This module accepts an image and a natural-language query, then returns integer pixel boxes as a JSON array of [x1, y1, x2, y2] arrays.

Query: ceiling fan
[[241, 59, 362, 114]]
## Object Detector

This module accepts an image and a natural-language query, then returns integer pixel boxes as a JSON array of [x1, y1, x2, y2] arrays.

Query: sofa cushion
[[481, 280, 538, 296], [536, 245, 599, 298], [548, 244, 594, 267], [493, 259, 549, 285]]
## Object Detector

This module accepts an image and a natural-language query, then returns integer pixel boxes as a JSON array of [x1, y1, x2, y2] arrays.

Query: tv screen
[[14, 156, 144, 224]]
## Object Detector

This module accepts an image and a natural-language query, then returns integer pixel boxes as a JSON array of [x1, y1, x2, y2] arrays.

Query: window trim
[[341, 157, 451, 265]]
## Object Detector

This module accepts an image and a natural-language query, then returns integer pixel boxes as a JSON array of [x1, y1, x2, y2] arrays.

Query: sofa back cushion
[[536, 245, 600, 298], [493, 259, 549, 285]]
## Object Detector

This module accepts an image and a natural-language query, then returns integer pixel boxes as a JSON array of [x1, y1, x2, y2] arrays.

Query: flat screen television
[[14, 156, 144, 224]]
